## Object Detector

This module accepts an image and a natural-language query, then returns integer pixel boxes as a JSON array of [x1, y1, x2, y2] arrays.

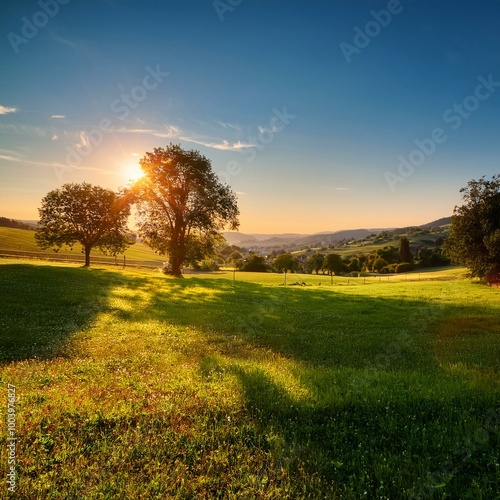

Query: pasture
[[0, 259, 499, 498]]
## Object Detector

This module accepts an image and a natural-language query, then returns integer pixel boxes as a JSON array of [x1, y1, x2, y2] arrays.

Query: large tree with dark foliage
[[444, 175, 500, 283], [35, 183, 133, 266], [136, 144, 239, 276]]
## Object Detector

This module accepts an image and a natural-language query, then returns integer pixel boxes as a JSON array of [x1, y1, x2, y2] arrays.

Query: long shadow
[[4, 268, 498, 496], [0, 263, 152, 363], [144, 277, 500, 372], [140, 277, 500, 497]]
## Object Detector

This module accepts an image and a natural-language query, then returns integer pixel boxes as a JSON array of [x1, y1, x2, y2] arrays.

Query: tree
[[35, 183, 133, 266], [228, 250, 243, 264], [306, 253, 325, 274], [348, 257, 362, 272], [136, 144, 239, 276], [399, 237, 413, 263], [444, 175, 500, 283], [240, 254, 268, 272], [373, 257, 388, 273], [323, 253, 347, 276], [376, 245, 399, 264], [274, 253, 296, 283]]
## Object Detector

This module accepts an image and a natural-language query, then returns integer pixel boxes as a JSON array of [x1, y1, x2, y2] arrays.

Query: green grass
[[0, 227, 164, 261], [1, 260, 499, 498]]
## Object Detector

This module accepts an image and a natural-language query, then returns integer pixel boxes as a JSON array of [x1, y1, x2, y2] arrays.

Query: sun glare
[[126, 162, 145, 182]]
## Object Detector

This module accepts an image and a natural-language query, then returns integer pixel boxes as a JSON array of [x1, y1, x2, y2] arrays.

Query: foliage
[[399, 237, 413, 263], [0, 216, 34, 230], [376, 245, 399, 263], [35, 182, 133, 266], [417, 247, 449, 268], [444, 175, 500, 282], [228, 250, 244, 263], [273, 253, 296, 274], [396, 262, 414, 273], [197, 258, 220, 271], [348, 257, 362, 272], [240, 254, 268, 272], [305, 253, 325, 274], [323, 253, 347, 275], [373, 257, 389, 273], [136, 144, 239, 276]]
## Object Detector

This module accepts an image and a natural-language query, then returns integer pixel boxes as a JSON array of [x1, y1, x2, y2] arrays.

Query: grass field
[[1, 259, 499, 498], [0, 227, 164, 262]]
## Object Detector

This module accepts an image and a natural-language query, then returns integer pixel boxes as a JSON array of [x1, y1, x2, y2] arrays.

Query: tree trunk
[[169, 234, 185, 277], [170, 252, 184, 277], [84, 244, 91, 267]]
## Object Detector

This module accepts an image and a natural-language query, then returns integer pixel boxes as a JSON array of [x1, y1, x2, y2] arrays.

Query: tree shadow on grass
[[143, 277, 500, 497], [0, 263, 153, 364], [145, 277, 500, 373]]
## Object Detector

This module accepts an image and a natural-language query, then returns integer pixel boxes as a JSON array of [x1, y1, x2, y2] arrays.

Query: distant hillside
[[0, 217, 35, 230], [295, 229, 373, 247], [223, 217, 452, 251], [419, 216, 452, 229]]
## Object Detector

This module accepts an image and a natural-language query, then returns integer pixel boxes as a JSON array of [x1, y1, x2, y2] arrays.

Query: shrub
[[160, 262, 174, 275], [241, 254, 269, 272], [373, 258, 388, 272], [396, 262, 414, 273], [199, 259, 220, 271]]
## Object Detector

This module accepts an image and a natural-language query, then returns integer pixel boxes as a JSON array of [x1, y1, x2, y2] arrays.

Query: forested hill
[[0, 217, 35, 231]]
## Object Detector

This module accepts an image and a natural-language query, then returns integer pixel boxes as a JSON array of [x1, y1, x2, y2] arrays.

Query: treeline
[[192, 236, 449, 275], [0, 217, 35, 231]]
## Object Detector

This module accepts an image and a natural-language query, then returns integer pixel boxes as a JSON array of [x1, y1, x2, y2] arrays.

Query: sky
[[1, 0, 499, 234]]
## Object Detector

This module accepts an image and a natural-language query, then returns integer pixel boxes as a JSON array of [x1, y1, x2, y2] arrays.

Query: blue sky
[[1, 0, 499, 233]]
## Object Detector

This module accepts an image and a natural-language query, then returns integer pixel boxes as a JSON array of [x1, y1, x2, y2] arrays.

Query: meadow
[[0, 259, 499, 499], [0, 227, 164, 263]]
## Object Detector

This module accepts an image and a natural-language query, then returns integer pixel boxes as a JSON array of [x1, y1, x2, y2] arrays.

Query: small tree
[[348, 257, 362, 272], [240, 254, 268, 272], [373, 257, 388, 273], [228, 250, 243, 264], [306, 253, 325, 274], [444, 175, 500, 283], [274, 253, 296, 284], [35, 183, 133, 266], [323, 253, 347, 276]]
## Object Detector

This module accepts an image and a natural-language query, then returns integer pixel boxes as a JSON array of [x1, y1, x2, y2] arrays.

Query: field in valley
[[0, 259, 499, 498]]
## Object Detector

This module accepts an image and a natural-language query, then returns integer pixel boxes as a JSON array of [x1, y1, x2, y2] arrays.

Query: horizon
[[8, 214, 451, 238], [1, 0, 499, 233]]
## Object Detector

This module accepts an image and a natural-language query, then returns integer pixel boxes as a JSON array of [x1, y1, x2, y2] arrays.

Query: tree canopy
[[35, 183, 133, 266], [444, 175, 500, 283], [136, 144, 239, 276]]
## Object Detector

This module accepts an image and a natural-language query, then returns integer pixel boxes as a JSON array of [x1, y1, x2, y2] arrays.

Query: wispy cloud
[[216, 121, 242, 132], [50, 115, 66, 119], [186, 138, 255, 151], [0, 105, 18, 115], [0, 154, 112, 174], [0, 148, 25, 158], [116, 125, 181, 139], [118, 125, 255, 151]]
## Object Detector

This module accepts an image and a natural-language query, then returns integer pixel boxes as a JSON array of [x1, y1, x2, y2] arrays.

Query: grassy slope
[[0, 260, 499, 498], [0, 227, 164, 261]]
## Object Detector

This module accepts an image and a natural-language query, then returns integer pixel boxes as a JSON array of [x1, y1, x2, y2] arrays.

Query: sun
[[125, 162, 145, 182]]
